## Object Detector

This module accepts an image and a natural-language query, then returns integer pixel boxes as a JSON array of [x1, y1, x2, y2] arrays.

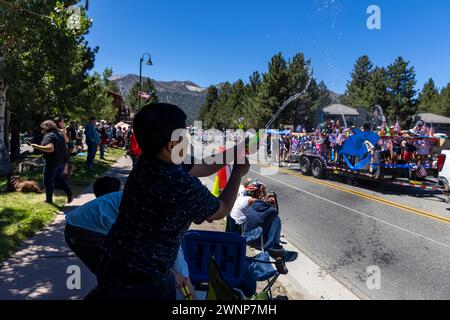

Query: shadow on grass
[[0, 207, 54, 262], [0, 149, 126, 263]]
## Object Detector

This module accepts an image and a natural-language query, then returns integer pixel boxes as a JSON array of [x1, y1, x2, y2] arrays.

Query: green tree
[[0, 0, 96, 162], [386, 57, 417, 125], [285, 53, 316, 128], [254, 53, 290, 128], [126, 78, 158, 112], [439, 83, 450, 117], [199, 85, 218, 127], [342, 55, 374, 110], [417, 78, 441, 114], [208, 82, 232, 129], [363, 67, 390, 112]]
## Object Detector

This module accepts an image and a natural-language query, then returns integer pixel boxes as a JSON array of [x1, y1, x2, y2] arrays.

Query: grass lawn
[[0, 147, 125, 263]]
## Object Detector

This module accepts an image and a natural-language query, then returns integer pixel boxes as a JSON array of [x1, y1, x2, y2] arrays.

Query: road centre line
[[250, 169, 450, 250]]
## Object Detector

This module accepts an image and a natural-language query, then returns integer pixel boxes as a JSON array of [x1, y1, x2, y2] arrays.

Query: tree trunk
[[0, 78, 11, 176], [10, 121, 20, 161]]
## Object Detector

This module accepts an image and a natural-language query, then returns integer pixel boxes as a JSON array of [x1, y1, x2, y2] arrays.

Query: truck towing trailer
[[291, 130, 446, 192]]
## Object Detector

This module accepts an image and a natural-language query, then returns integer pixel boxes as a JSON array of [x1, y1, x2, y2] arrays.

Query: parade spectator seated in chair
[[244, 191, 284, 251], [229, 180, 284, 251]]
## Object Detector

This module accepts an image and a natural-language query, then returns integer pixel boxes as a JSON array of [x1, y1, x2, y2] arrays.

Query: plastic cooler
[[181, 230, 246, 287]]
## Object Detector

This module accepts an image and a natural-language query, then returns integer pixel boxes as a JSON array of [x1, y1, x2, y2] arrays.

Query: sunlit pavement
[[247, 163, 450, 300]]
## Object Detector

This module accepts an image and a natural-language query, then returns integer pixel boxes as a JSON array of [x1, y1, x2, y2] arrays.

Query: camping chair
[[182, 229, 288, 300]]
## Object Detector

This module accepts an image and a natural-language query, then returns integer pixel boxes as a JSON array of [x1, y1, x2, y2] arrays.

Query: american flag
[[429, 121, 435, 137], [394, 120, 401, 132], [420, 123, 429, 136], [380, 119, 387, 132], [138, 91, 151, 99]]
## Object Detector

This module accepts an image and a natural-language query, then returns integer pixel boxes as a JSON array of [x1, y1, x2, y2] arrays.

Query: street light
[[139, 52, 153, 107]]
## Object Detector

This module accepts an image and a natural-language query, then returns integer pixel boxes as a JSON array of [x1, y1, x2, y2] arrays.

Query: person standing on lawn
[[31, 120, 73, 204], [99, 121, 109, 160], [95, 103, 250, 300], [85, 116, 100, 170]]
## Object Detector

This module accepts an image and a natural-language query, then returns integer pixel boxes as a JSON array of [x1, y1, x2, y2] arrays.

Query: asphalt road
[[247, 164, 450, 300]]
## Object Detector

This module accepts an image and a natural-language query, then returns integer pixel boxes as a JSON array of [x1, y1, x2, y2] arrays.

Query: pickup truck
[[438, 150, 450, 199]]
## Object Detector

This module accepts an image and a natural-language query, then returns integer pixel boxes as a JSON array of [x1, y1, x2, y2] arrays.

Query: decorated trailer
[[295, 129, 446, 192]]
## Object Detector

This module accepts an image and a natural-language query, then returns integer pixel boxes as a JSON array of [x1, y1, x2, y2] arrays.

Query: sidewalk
[[0, 157, 132, 300], [0, 157, 357, 300]]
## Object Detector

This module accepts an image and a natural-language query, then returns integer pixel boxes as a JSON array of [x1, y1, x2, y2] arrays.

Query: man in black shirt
[[96, 103, 249, 300], [31, 120, 73, 204]]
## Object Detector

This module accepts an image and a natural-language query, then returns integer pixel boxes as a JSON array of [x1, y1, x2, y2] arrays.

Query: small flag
[[211, 176, 221, 197], [380, 119, 387, 132], [394, 120, 401, 132], [138, 91, 151, 99], [430, 121, 435, 137], [420, 124, 429, 136]]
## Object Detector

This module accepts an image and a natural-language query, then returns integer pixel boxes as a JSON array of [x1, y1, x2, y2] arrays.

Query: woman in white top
[[230, 182, 266, 226]]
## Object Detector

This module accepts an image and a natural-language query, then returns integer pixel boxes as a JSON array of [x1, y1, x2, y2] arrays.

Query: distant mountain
[[328, 90, 342, 104], [111, 74, 342, 124], [111, 74, 207, 124]]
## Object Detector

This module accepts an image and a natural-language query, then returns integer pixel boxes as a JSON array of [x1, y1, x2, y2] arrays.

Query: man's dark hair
[[133, 103, 187, 158], [363, 123, 372, 131], [93, 177, 121, 198], [90, 116, 97, 121]]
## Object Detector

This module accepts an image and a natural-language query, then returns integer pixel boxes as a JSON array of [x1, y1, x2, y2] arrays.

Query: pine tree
[[342, 55, 373, 110], [364, 67, 389, 112], [417, 78, 440, 114], [439, 83, 450, 117], [386, 57, 417, 125], [209, 82, 232, 129], [256, 53, 290, 128], [199, 85, 218, 126]]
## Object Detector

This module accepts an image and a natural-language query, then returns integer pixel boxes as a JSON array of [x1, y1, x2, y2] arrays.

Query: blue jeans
[[99, 144, 105, 159], [87, 143, 98, 168], [44, 165, 72, 203], [263, 216, 282, 250]]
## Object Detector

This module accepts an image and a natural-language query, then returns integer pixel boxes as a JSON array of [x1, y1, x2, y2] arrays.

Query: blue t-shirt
[[65, 192, 123, 235]]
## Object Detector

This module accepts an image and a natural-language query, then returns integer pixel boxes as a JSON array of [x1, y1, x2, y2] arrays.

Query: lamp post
[[139, 52, 153, 107]]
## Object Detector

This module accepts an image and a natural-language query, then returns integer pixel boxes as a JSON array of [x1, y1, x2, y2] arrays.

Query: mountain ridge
[[111, 74, 342, 125]]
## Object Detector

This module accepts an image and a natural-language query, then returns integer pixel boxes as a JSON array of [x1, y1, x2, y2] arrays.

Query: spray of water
[[341, 113, 348, 129], [371, 105, 387, 130]]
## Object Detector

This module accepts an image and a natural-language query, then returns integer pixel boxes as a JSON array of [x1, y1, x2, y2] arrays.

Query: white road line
[[251, 169, 450, 250]]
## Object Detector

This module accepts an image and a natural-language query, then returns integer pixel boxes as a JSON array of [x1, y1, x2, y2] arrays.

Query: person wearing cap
[[230, 181, 263, 227], [85, 116, 100, 170], [243, 185, 284, 251]]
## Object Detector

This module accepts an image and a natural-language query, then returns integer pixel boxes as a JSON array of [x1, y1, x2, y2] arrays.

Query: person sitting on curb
[[230, 180, 284, 251], [64, 176, 197, 300], [229, 179, 266, 232], [244, 191, 284, 252]]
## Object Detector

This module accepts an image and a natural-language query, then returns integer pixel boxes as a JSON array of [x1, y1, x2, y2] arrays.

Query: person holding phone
[[31, 120, 73, 204]]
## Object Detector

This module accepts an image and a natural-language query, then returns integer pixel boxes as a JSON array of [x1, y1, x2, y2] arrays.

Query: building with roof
[[315, 104, 366, 128], [413, 113, 450, 135]]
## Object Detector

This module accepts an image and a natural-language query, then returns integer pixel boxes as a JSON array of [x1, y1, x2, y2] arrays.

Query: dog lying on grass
[[7, 176, 44, 194]]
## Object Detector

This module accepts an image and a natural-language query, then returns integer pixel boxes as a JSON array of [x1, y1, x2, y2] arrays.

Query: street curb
[[199, 176, 360, 300]]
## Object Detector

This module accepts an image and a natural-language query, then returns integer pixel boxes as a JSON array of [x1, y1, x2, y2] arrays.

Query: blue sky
[[86, 0, 450, 94]]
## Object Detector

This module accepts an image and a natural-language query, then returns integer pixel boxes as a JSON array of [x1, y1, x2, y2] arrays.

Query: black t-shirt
[[41, 130, 69, 168], [67, 127, 77, 140], [102, 156, 220, 277]]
